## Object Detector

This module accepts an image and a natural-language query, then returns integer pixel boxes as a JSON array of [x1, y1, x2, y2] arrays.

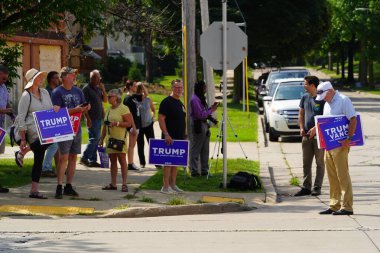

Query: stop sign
[[200, 22, 247, 70]]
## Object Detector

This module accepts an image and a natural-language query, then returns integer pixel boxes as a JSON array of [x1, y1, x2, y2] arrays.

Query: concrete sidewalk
[[0, 121, 263, 215]]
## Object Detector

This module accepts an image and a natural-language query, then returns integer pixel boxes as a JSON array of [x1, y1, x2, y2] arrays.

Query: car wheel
[[269, 128, 279, 142]]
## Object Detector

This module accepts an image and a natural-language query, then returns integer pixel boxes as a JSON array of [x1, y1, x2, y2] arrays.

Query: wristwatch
[[346, 136, 353, 140]]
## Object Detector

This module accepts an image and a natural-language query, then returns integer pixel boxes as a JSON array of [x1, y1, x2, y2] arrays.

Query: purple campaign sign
[[33, 108, 74, 144], [149, 139, 189, 166], [316, 114, 364, 151], [0, 127, 6, 145]]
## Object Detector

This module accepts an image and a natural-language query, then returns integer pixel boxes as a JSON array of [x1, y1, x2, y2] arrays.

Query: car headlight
[[271, 107, 284, 115]]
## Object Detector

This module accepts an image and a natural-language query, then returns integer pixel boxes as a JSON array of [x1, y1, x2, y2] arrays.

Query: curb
[[100, 202, 253, 218], [257, 118, 278, 204]]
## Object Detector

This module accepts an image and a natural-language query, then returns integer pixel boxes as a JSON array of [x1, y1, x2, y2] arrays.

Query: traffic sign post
[[200, 22, 247, 70], [200, 1, 248, 188]]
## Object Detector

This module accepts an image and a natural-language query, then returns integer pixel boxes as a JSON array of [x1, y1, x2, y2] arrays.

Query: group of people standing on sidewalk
[[297, 75, 357, 216], [0, 64, 218, 198]]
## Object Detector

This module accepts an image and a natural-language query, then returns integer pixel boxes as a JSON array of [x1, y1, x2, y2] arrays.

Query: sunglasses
[[317, 89, 329, 95]]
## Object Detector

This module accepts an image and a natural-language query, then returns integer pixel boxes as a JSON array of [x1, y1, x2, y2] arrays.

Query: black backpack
[[227, 171, 261, 191]]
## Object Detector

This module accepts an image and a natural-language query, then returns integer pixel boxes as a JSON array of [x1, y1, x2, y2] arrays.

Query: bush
[[128, 62, 144, 81], [96, 56, 131, 84]]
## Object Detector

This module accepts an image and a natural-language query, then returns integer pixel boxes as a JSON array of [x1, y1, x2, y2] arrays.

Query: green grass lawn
[[140, 158, 262, 192], [210, 100, 258, 142], [0, 158, 33, 188], [153, 75, 181, 89]]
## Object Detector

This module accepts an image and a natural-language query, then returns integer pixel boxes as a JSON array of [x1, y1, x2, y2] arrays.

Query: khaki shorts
[[58, 131, 82, 155]]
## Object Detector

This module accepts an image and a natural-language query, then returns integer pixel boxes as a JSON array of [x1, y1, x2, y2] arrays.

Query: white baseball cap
[[316, 81, 333, 101]]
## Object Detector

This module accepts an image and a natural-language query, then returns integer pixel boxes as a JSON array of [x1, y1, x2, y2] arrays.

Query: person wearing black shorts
[[158, 79, 186, 194]]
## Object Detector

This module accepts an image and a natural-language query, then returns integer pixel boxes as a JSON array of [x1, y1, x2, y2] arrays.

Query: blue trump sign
[[315, 114, 364, 151], [33, 108, 74, 144], [148, 139, 189, 166]]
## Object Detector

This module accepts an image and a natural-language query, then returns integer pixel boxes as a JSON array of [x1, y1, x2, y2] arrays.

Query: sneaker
[[333, 209, 354, 215], [79, 159, 90, 166], [160, 186, 175, 194], [311, 187, 321, 196], [55, 185, 63, 199], [140, 164, 146, 168], [128, 163, 140, 171], [172, 185, 184, 193], [191, 172, 201, 177], [63, 184, 79, 197], [319, 208, 335, 215], [88, 161, 101, 168], [294, 188, 311, 197]]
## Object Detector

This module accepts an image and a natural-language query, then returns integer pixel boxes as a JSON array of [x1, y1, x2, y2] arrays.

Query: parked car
[[263, 78, 304, 133], [258, 68, 310, 109], [264, 82, 306, 142]]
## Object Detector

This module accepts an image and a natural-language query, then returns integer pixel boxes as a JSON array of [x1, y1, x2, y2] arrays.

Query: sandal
[[102, 184, 117, 190], [15, 151, 24, 168], [121, 184, 128, 192], [29, 192, 48, 199]]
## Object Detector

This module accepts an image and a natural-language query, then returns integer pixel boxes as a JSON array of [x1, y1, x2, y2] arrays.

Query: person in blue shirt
[[51, 67, 90, 199]]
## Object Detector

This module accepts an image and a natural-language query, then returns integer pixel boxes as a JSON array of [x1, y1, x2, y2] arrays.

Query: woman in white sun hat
[[15, 68, 53, 199]]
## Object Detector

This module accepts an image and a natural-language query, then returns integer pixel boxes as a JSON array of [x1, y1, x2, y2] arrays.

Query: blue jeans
[[82, 119, 102, 163], [42, 142, 58, 172]]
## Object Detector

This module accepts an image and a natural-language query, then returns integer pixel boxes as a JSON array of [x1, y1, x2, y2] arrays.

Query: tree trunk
[[232, 63, 243, 104], [199, 0, 215, 108], [368, 60, 374, 88], [336, 52, 340, 76], [359, 41, 367, 85], [340, 46, 345, 79], [182, 0, 196, 137], [144, 30, 153, 83], [347, 37, 354, 82]]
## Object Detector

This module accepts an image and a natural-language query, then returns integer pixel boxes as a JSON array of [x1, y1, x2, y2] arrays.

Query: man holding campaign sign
[[157, 79, 187, 194], [315, 81, 358, 216], [52, 66, 90, 199]]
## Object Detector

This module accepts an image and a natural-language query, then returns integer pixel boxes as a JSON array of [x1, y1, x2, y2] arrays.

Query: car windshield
[[268, 71, 308, 84], [274, 85, 306, 100], [268, 83, 279, 96]]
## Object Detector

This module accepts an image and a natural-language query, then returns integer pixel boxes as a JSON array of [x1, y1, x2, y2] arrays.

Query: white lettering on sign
[[324, 124, 349, 140], [152, 147, 186, 156], [40, 117, 68, 127]]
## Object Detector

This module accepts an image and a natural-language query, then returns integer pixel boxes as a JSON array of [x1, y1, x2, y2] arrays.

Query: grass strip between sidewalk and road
[[140, 158, 262, 192], [0, 158, 33, 188]]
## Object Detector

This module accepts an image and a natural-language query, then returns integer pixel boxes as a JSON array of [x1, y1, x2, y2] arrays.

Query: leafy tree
[[107, 0, 181, 82], [0, 0, 108, 85], [128, 62, 144, 81]]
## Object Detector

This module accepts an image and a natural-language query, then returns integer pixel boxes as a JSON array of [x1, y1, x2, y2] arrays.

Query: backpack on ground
[[227, 171, 262, 191]]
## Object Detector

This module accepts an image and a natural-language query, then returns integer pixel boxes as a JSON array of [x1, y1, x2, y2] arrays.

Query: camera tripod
[[207, 113, 248, 180]]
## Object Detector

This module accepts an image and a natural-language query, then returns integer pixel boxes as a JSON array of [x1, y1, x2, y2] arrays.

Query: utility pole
[[199, 0, 215, 108], [222, 0, 228, 188], [182, 0, 197, 137]]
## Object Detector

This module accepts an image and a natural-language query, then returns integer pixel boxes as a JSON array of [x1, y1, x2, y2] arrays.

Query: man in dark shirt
[[80, 70, 107, 167], [158, 79, 186, 194], [295, 76, 325, 197]]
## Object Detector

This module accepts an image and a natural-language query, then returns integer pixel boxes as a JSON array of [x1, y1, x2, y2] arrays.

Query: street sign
[[200, 22, 247, 70]]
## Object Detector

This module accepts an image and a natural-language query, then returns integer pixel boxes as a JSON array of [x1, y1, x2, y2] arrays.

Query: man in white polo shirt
[[315, 81, 357, 215]]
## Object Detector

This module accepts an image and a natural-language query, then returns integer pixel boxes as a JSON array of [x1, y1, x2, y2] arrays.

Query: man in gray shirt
[[295, 76, 325, 197]]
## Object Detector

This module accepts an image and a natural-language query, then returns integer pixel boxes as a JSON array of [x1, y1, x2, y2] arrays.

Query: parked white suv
[[263, 78, 304, 133], [263, 81, 306, 141]]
